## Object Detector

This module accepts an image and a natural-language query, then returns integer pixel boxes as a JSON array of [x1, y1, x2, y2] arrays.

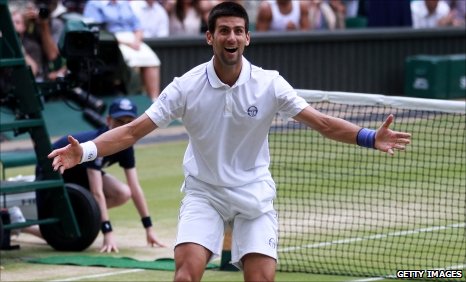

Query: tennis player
[[48, 2, 411, 281]]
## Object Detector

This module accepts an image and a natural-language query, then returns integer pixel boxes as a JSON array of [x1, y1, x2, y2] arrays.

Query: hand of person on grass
[[101, 232, 119, 253], [146, 228, 167, 248], [375, 114, 412, 156], [48, 135, 82, 174]]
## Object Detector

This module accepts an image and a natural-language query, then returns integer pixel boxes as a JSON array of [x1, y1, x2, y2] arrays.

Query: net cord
[[297, 89, 466, 114]]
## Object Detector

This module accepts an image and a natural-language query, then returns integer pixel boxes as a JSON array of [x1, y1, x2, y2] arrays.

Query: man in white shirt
[[130, 0, 169, 38], [411, 0, 453, 28], [255, 0, 310, 31], [49, 2, 411, 281]]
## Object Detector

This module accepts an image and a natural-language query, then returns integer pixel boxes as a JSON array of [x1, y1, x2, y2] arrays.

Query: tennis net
[[270, 90, 465, 280]]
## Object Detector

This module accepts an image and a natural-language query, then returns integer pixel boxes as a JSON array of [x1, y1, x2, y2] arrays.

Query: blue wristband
[[357, 128, 376, 149]]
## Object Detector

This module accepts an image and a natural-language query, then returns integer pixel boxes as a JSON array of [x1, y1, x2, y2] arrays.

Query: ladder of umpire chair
[[0, 0, 80, 245]]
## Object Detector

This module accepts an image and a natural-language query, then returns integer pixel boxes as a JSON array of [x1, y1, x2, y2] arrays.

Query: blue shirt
[[53, 127, 135, 171], [83, 0, 142, 33]]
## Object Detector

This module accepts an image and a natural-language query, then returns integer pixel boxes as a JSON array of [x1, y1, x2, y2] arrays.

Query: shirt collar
[[206, 56, 252, 89]]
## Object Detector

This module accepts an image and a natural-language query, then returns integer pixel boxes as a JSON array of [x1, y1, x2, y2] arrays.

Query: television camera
[[38, 19, 107, 127]]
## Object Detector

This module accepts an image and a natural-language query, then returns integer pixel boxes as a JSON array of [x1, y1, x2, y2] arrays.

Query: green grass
[[1, 140, 366, 281]]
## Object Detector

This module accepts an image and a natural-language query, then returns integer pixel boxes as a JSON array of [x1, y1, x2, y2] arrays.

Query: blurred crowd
[[8, 0, 465, 98]]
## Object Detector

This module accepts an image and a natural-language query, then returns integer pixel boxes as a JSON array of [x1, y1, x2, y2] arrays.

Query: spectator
[[10, 5, 40, 76], [255, 0, 310, 32], [327, 0, 346, 29], [342, 0, 359, 18], [83, 0, 161, 101], [411, 0, 457, 28], [307, 0, 338, 30], [242, 0, 261, 30], [40, 0, 68, 81], [448, 0, 466, 26], [130, 0, 170, 39], [164, 0, 212, 36], [13, 0, 67, 81]]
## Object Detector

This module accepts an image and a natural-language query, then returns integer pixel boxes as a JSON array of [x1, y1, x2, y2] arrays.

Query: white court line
[[279, 222, 466, 252], [49, 268, 144, 282], [50, 223, 464, 281], [349, 277, 386, 282]]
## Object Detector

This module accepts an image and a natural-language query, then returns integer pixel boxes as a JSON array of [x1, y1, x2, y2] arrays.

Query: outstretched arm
[[293, 106, 411, 155], [48, 114, 157, 173]]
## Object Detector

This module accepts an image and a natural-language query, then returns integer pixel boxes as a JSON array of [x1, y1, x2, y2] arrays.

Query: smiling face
[[206, 16, 250, 76]]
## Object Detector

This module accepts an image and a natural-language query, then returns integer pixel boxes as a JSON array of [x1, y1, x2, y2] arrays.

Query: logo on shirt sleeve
[[268, 237, 276, 249]]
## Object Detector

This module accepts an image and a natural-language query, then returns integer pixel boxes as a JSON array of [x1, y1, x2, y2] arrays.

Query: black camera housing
[[59, 20, 99, 60], [57, 20, 100, 82], [38, 4, 50, 19], [35, 0, 51, 19], [33, 20, 106, 122]]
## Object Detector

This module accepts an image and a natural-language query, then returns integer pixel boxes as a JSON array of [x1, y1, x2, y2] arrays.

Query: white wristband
[[80, 141, 98, 164]]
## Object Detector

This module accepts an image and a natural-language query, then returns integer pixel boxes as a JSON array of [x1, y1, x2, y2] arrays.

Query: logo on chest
[[247, 106, 258, 117]]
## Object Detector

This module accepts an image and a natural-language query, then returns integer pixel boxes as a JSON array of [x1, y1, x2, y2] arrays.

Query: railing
[[125, 27, 465, 96]]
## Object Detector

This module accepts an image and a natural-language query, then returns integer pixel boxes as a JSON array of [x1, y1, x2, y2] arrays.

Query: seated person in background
[[39, 98, 166, 253], [255, 0, 309, 31], [307, 0, 338, 30], [411, 0, 459, 28], [448, 0, 466, 26], [130, 0, 170, 39], [83, 0, 161, 101], [328, 0, 346, 29], [164, 0, 213, 36]]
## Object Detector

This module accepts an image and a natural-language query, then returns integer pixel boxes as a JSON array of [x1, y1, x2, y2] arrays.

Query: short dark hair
[[207, 1, 249, 33]]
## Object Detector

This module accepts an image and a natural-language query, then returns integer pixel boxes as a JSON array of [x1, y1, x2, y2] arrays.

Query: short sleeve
[[274, 75, 309, 120], [145, 78, 186, 128]]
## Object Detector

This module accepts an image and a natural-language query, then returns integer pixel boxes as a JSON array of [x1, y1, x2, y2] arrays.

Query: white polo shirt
[[145, 56, 309, 187]]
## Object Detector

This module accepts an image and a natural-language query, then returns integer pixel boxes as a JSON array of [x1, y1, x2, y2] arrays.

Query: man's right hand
[[48, 135, 82, 174]]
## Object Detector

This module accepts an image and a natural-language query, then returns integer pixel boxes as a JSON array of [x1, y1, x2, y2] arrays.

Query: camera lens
[[70, 87, 106, 113], [83, 108, 106, 128]]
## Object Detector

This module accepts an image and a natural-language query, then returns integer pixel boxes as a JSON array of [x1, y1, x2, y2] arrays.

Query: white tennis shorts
[[175, 176, 279, 269], [114, 32, 161, 67]]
